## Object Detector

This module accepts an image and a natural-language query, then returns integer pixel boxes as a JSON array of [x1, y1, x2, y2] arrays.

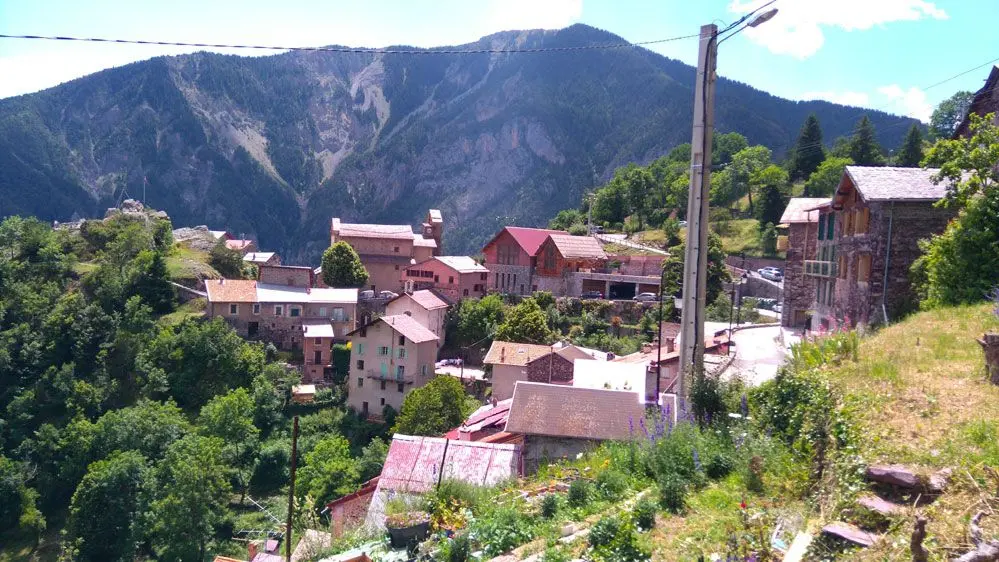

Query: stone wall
[[525, 353, 574, 384], [522, 435, 601, 474], [781, 222, 817, 327], [725, 255, 785, 272], [489, 263, 535, 295]]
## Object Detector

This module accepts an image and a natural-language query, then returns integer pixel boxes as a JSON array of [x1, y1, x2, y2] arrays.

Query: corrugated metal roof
[[842, 166, 945, 202], [243, 252, 276, 263], [780, 198, 829, 224], [504, 382, 645, 441], [484, 341, 553, 366], [378, 434, 521, 493], [547, 234, 607, 259], [435, 256, 488, 273]]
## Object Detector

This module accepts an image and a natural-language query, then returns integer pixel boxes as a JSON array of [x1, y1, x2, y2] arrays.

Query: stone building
[[779, 198, 829, 327], [534, 234, 607, 294], [204, 279, 358, 349], [807, 166, 954, 331], [955, 65, 999, 138], [345, 314, 440, 418], [330, 210, 442, 294], [402, 256, 489, 300], [481, 226, 565, 295], [302, 323, 335, 384], [384, 289, 450, 340], [257, 264, 314, 287], [483, 341, 601, 400]]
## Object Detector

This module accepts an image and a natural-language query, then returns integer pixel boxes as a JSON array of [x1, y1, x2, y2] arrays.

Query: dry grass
[[825, 304, 999, 560]]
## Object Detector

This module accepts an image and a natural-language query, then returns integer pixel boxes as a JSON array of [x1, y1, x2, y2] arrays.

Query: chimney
[[247, 541, 258, 561], [218, 278, 224, 284], [641, 342, 653, 354], [665, 337, 676, 353], [500, 347, 505, 362]]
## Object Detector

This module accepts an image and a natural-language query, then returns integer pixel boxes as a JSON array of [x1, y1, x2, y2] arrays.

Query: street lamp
[[735, 273, 749, 326]]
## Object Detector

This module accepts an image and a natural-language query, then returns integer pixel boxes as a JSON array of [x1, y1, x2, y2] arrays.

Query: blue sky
[[1, 0, 996, 121]]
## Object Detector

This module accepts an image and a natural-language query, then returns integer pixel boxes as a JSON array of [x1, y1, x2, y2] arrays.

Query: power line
[[0, 32, 699, 55]]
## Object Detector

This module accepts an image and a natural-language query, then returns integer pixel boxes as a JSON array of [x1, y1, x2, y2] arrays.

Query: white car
[[633, 292, 658, 302], [378, 290, 399, 299]]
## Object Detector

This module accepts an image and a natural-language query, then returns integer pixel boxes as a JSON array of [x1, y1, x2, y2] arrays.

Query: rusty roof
[[504, 382, 646, 441], [225, 239, 254, 250], [840, 166, 945, 203], [377, 434, 521, 493], [204, 279, 257, 302], [484, 341, 553, 366], [780, 197, 830, 224], [547, 234, 607, 259]]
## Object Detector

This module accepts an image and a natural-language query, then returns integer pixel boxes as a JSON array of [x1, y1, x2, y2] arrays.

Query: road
[[725, 325, 785, 385], [594, 233, 669, 255]]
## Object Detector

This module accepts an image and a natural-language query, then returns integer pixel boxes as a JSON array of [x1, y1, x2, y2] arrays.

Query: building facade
[[384, 289, 450, 339], [346, 315, 440, 417], [257, 264, 314, 287], [779, 198, 828, 327], [482, 227, 565, 295], [402, 256, 489, 300], [807, 167, 955, 331], [302, 323, 336, 384], [330, 210, 442, 293]]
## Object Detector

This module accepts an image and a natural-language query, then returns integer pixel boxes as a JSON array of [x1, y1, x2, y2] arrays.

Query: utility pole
[[285, 416, 299, 562], [678, 24, 718, 401]]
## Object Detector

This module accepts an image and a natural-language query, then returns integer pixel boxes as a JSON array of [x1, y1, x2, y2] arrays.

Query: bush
[[568, 223, 589, 236], [596, 469, 628, 499], [690, 374, 727, 426], [706, 452, 735, 479], [443, 533, 470, 562], [251, 440, 290, 491], [540, 547, 571, 562], [472, 506, 535, 557], [540, 493, 559, 519], [589, 516, 622, 548], [567, 479, 590, 508], [633, 497, 657, 531], [659, 475, 687, 514]]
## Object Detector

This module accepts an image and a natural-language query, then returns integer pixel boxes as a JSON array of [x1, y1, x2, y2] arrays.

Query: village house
[[330, 210, 443, 294], [807, 166, 954, 331], [345, 315, 440, 418], [779, 198, 829, 328], [534, 234, 607, 294], [955, 65, 999, 138], [384, 289, 450, 339], [243, 251, 281, 267], [204, 279, 358, 349], [257, 264, 314, 287], [481, 226, 565, 295], [483, 341, 606, 400], [402, 256, 489, 300], [302, 322, 336, 383], [225, 238, 257, 254], [611, 330, 730, 394]]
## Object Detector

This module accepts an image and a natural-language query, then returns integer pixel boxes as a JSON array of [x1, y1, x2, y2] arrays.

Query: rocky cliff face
[[0, 25, 920, 260]]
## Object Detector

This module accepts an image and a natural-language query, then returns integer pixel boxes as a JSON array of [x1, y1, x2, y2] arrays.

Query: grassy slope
[[634, 218, 785, 258]]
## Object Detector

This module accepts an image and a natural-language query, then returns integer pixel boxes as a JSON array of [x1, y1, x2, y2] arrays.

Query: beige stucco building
[[384, 289, 450, 340], [346, 314, 440, 418]]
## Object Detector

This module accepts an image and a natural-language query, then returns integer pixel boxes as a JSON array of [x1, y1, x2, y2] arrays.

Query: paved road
[[725, 325, 785, 385], [594, 233, 669, 255]]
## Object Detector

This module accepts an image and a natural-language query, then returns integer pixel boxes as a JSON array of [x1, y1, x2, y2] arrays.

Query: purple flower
[[628, 415, 635, 436], [692, 447, 702, 471], [740, 394, 749, 417]]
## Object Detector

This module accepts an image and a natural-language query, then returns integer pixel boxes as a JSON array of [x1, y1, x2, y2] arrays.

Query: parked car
[[378, 290, 399, 299], [594, 225, 604, 234], [757, 267, 784, 282], [756, 298, 778, 311], [633, 292, 659, 302], [359, 290, 375, 300], [580, 290, 603, 300]]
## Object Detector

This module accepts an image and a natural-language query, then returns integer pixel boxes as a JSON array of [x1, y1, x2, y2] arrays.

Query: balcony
[[804, 260, 836, 277], [364, 369, 413, 384]]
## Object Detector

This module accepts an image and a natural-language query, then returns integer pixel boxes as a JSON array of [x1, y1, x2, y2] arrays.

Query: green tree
[[392, 376, 476, 436], [803, 156, 853, 197], [495, 298, 555, 344], [127, 249, 174, 313], [759, 222, 778, 256], [662, 233, 730, 306], [358, 437, 389, 481], [208, 240, 245, 279], [624, 166, 655, 229], [65, 451, 151, 562], [296, 435, 360, 505], [913, 113, 999, 307], [198, 388, 260, 500], [752, 165, 790, 226], [724, 145, 772, 213], [848, 116, 885, 166], [788, 114, 825, 181], [0, 456, 44, 535], [548, 209, 584, 230], [897, 124, 925, 167], [251, 371, 285, 436], [321, 241, 369, 288], [452, 294, 506, 348], [150, 435, 232, 562], [591, 177, 628, 226], [712, 132, 748, 166], [929, 90, 974, 140], [92, 399, 190, 460]]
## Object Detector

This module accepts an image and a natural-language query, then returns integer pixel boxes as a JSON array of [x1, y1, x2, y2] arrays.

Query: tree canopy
[[897, 124, 925, 167], [495, 298, 556, 344], [321, 241, 370, 288], [752, 165, 790, 226], [788, 114, 825, 181], [848, 116, 885, 166], [392, 376, 477, 437], [803, 157, 853, 197], [929, 90, 974, 140]]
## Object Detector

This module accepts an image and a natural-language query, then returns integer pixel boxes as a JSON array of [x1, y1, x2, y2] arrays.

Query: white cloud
[[877, 84, 933, 121], [728, 0, 947, 59], [486, 0, 583, 31], [800, 90, 871, 106]]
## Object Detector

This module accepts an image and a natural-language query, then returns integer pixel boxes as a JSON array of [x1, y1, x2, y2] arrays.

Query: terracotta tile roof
[[484, 341, 553, 366], [780, 198, 830, 224], [407, 289, 450, 310], [504, 382, 646, 441], [547, 234, 607, 259], [486, 227, 566, 257], [204, 279, 257, 303], [225, 239, 254, 250], [842, 166, 945, 202], [435, 256, 488, 273], [336, 222, 414, 240], [377, 314, 439, 343]]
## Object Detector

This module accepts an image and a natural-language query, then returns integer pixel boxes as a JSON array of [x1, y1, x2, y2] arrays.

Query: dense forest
[[0, 24, 921, 260]]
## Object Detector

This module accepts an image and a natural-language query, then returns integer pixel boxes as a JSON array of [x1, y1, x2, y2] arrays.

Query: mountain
[[0, 24, 919, 259]]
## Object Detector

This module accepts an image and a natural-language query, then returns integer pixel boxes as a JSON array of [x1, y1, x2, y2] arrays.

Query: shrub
[[472, 506, 535, 557], [443, 533, 470, 562], [567, 479, 590, 508], [540, 546, 571, 562], [568, 223, 589, 236], [251, 440, 290, 491], [589, 516, 622, 548], [539, 493, 559, 519], [596, 469, 628, 499], [659, 475, 687, 514], [746, 455, 765, 493], [705, 452, 735, 480], [633, 497, 657, 531]]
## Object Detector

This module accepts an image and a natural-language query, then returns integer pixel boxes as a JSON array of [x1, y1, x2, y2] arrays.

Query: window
[[380, 397, 385, 406], [380, 381, 386, 390], [319, 306, 327, 317], [356, 343, 365, 356], [421, 365, 428, 376], [393, 246, 400, 253], [394, 264, 399, 270], [252, 303, 260, 315], [398, 335, 405, 346], [448, 276, 454, 284], [844, 210, 855, 236], [274, 305, 284, 316], [357, 360, 365, 370], [817, 214, 826, 241], [855, 208, 870, 235], [481, 272, 487, 280], [397, 366, 405, 378], [397, 383, 405, 393], [359, 327, 366, 337], [380, 362, 388, 377], [290, 307, 301, 318], [857, 254, 872, 283], [356, 377, 363, 388], [229, 304, 238, 315], [838, 254, 848, 279], [434, 275, 439, 283], [398, 348, 406, 359], [464, 289, 469, 296], [332, 307, 345, 322], [378, 346, 389, 356]]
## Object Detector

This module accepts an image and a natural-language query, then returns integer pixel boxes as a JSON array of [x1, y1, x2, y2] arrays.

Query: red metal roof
[[485, 226, 566, 257]]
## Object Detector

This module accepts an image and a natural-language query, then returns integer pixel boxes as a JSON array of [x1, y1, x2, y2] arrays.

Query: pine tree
[[788, 114, 825, 181], [897, 124, 924, 167], [848, 116, 885, 166]]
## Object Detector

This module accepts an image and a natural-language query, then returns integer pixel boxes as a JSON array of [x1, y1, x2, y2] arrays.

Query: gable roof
[[546, 234, 607, 259], [483, 226, 566, 257], [351, 314, 439, 344], [205, 279, 258, 303], [780, 198, 830, 224], [225, 239, 254, 251], [839, 166, 945, 204], [484, 341, 553, 367], [504, 382, 646, 441], [955, 65, 999, 139], [413, 235, 438, 248], [387, 289, 450, 312], [377, 434, 520, 493], [303, 323, 336, 338], [434, 256, 488, 273]]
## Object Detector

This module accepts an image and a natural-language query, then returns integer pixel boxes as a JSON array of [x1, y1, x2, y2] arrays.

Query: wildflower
[[739, 499, 747, 510], [740, 394, 749, 418], [692, 448, 702, 471]]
